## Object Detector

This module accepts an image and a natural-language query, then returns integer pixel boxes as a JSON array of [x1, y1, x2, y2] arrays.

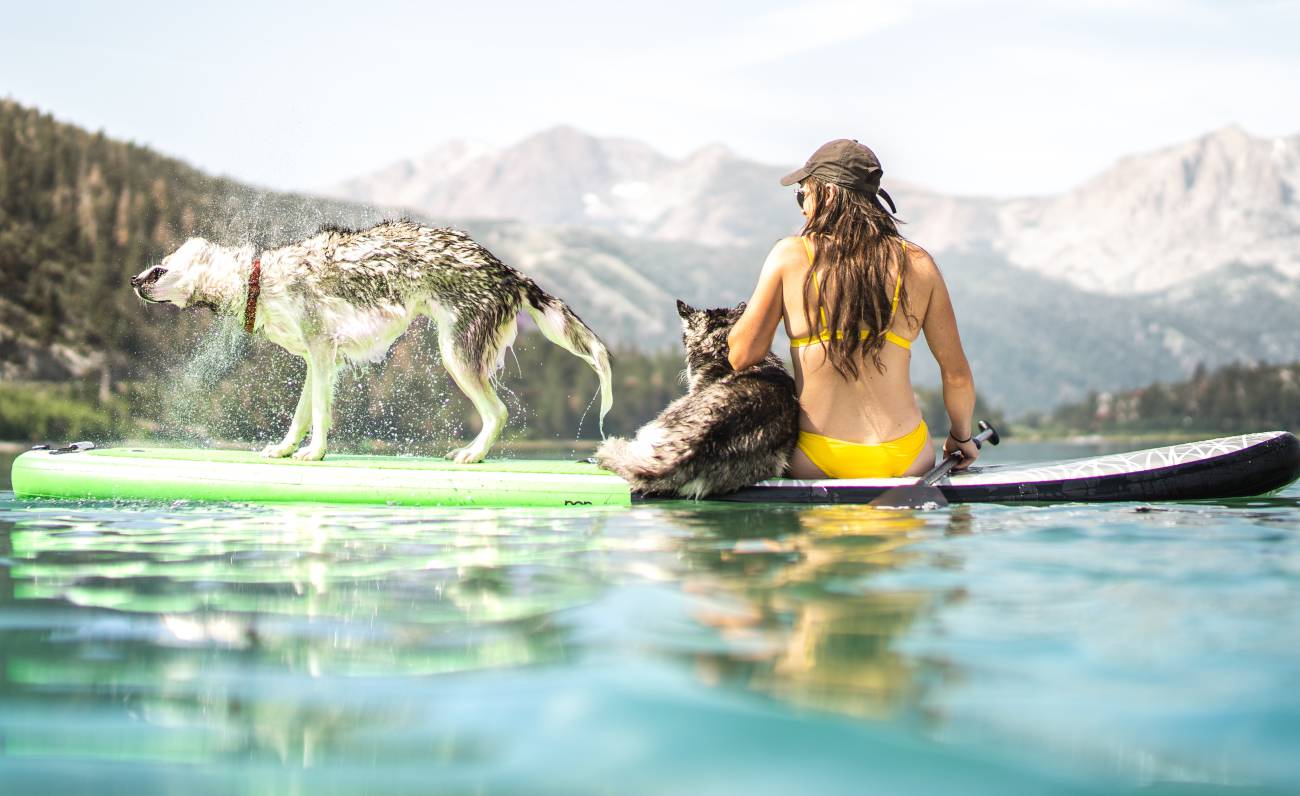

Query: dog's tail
[[519, 281, 614, 436], [594, 431, 676, 482]]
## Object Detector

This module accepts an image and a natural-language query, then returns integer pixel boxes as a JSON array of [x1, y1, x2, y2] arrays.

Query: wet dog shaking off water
[[131, 220, 613, 462]]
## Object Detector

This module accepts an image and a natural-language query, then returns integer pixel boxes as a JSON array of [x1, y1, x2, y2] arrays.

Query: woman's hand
[[942, 431, 980, 471]]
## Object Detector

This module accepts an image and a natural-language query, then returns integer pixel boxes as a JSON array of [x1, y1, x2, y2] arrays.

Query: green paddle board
[[10, 446, 631, 507], [14, 432, 1298, 507]]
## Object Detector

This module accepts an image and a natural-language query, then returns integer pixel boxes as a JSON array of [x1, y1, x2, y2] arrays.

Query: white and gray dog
[[596, 301, 798, 498], [131, 220, 613, 462]]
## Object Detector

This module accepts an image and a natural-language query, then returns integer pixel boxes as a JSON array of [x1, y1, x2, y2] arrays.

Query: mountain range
[[3, 98, 1296, 417], [330, 127, 792, 249], [329, 124, 1300, 413], [329, 124, 1300, 294]]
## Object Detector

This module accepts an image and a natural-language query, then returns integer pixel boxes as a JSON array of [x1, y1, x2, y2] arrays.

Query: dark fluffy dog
[[596, 300, 799, 497]]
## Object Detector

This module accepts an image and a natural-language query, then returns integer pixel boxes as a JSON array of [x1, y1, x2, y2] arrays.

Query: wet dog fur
[[131, 220, 612, 462]]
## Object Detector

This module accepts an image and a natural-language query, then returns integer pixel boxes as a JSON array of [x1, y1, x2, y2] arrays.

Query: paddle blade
[[869, 484, 949, 509]]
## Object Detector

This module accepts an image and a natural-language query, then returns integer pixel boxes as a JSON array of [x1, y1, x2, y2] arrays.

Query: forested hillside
[[1030, 361, 1299, 435], [0, 98, 396, 381]]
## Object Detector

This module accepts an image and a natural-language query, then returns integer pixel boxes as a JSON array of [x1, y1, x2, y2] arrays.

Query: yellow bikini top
[[789, 236, 913, 350]]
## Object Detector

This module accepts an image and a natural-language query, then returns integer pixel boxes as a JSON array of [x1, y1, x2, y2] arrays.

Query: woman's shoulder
[[901, 239, 939, 281], [772, 235, 809, 256], [765, 236, 812, 273]]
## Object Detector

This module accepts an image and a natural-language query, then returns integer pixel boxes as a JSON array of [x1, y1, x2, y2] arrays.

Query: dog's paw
[[445, 445, 487, 464], [291, 446, 326, 461], [261, 443, 296, 458]]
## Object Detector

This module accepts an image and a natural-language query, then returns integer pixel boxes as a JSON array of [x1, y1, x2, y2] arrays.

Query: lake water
[[2, 441, 1298, 794]]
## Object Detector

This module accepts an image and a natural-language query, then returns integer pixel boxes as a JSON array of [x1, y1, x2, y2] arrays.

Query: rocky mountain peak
[[685, 142, 735, 165], [329, 123, 1300, 294], [994, 124, 1300, 293]]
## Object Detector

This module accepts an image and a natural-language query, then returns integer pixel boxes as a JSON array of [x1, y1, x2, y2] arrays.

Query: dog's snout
[[130, 267, 166, 288]]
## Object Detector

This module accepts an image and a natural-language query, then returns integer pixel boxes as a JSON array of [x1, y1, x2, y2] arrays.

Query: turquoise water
[[1, 443, 1298, 794]]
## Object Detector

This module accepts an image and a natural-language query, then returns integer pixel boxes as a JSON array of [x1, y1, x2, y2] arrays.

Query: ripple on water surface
[[1, 484, 1298, 795]]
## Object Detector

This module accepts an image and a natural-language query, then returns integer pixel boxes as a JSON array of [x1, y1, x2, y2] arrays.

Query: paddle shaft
[[920, 423, 998, 486]]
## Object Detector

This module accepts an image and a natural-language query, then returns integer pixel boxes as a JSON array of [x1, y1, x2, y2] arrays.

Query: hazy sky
[[3, 0, 1297, 197]]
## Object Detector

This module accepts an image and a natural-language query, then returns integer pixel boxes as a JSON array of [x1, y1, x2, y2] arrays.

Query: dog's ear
[[735, 301, 748, 313], [675, 299, 693, 318]]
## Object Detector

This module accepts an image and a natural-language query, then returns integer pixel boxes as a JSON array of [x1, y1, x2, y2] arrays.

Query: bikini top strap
[[800, 235, 815, 264], [887, 239, 906, 321], [803, 236, 830, 331], [883, 239, 904, 338]]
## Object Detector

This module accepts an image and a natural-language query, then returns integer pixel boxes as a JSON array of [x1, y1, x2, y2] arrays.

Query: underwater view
[[2, 443, 1298, 795]]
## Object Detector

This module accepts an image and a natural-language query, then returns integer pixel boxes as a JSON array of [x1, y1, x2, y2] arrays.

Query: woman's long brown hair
[[799, 175, 913, 379]]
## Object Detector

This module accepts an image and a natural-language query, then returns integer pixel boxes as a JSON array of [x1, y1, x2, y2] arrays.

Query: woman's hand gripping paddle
[[870, 421, 1000, 509]]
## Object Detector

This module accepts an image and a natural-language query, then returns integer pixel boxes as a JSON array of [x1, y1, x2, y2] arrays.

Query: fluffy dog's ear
[[735, 301, 748, 313], [676, 299, 693, 318]]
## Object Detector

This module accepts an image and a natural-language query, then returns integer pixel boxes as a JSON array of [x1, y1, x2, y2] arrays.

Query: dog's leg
[[292, 346, 337, 461], [261, 360, 313, 458], [437, 320, 510, 464]]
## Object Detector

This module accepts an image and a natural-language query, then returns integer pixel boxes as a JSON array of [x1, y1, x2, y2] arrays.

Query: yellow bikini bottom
[[796, 421, 930, 479]]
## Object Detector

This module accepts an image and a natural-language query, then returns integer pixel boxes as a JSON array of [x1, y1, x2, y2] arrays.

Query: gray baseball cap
[[781, 138, 897, 214]]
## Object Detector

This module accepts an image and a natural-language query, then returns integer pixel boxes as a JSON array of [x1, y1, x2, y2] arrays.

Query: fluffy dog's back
[[596, 302, 799, 498]]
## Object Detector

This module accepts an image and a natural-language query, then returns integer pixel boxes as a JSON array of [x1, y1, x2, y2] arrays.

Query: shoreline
[[2, 432, 1268, 456], [0, 438, 601, 456], [1006, 430, 1271, 445]]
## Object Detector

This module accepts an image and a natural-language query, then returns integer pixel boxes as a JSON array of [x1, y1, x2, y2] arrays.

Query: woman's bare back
[[774, 237, 935, 477]]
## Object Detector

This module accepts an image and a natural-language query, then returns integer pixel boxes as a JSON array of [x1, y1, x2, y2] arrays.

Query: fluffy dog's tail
[[594, 430, 675, 482], [519, 281, 614, 436]]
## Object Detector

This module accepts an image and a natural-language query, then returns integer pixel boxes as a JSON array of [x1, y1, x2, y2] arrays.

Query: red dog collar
[[244, 257, 261, 333]]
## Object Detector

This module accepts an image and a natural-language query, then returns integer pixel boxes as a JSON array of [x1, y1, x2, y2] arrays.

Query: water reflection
[[665, 503, 973, 720], [0, 501, 616, 766], [0, 495, 979, 769]]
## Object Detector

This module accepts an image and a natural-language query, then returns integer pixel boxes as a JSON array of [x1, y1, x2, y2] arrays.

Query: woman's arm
[[918, 252, 980, 469], [726, 237, 801, 371]]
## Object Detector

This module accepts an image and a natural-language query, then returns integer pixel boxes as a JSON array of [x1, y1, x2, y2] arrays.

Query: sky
[[2, 0, 1298, 198]]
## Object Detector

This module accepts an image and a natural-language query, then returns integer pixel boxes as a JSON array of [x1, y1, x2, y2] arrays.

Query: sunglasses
[[795, 189, 806, 208]]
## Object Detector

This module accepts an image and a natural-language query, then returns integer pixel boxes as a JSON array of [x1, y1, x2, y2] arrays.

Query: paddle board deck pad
[[9, 432, 1298, 507], [10, 448, 631, 507], [723, 431, 1300, 505]]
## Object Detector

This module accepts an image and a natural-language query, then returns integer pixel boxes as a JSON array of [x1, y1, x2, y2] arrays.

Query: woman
[[727, 139, 979, 478]]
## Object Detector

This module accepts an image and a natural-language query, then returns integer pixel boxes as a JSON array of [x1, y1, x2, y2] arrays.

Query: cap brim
[[779, 167, 810, 186]]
